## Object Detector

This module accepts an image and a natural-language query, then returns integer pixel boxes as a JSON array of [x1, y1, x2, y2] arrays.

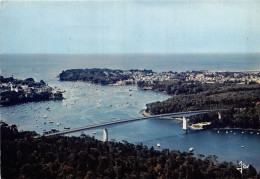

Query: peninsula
[[59, 69, 260, 130], [0, 76, 63, 106]]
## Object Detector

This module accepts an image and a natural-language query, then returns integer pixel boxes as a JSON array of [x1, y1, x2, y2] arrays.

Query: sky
[[0, 0, 260, 54]]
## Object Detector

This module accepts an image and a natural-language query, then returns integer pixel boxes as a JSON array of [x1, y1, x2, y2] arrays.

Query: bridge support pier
[[218, 112, 222, 120], [183, 117, 187, 130], [103, 129, 108, 142]]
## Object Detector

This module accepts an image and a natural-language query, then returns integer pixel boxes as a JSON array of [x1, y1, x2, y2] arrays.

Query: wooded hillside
[[2, 122, 258, 178]]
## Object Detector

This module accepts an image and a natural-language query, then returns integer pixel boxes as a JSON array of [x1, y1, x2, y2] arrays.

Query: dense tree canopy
[[59, 68, 133, 85], [2, 122, 258, 178]]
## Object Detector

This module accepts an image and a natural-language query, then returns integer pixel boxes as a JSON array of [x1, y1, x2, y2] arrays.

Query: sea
[[1, 53, 260, 171]]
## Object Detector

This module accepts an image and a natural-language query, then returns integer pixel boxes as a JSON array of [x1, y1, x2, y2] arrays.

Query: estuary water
[[0, 54, 260, 171]]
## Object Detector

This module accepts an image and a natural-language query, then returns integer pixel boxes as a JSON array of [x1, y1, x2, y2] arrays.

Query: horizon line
[[1, 52, 260, 56]]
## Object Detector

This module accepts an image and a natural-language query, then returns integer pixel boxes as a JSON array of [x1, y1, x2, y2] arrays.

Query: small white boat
[[157, 143, 161, 147], [93, 132, 96, 134], [57, 122, 60, 126], [226, 131, 228, 134], [217, 131, 220, 133], [241, 146, 244, 148], [49, 120, 54, 123], [43, 115, 47, 118], [189, 147, 194, 152]]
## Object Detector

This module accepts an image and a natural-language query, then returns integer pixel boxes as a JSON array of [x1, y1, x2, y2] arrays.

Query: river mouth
[[1, 54, 260, 171], [0, 80, 169, 133], [1, 80, 260, 171]]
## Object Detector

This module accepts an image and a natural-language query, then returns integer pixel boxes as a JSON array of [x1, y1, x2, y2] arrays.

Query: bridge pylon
[[183, 117, 187, 130], [103, 129, 108, 142], [218, 112, 222, 120]]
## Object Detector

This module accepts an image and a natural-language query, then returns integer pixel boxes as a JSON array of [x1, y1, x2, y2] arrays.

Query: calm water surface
[[0, 54, 260, 171]]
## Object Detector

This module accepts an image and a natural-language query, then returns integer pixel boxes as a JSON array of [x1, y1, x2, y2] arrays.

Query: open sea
[[1, 53, 260, 171]]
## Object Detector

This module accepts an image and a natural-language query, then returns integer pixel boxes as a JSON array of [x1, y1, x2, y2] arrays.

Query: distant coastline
[[59, 68, 260, 87], [1, 53, 260, 73]]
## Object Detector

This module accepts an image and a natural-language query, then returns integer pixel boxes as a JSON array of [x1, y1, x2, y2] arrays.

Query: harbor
[[1, 54, 260, 172], [1, 79, 260, 171]]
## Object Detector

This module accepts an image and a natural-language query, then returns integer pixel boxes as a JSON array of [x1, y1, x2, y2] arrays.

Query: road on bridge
[[38, 109, 224, 138]]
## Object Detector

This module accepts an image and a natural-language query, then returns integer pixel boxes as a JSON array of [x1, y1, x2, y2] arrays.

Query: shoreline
[[140, 109, 260, 132], [212, 127, 260, 132]]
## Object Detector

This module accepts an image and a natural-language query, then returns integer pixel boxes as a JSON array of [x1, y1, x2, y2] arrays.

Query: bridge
[[39, 109, 224, 141]]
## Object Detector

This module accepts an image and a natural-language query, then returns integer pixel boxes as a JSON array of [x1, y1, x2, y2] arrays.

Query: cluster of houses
[[117, 70, 260, 85], [186, 71, 260, 84], [0, 76, 63, 106]]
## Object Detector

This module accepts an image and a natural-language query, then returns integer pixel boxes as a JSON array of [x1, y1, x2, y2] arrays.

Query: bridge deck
[[39, 109, 224, 138]]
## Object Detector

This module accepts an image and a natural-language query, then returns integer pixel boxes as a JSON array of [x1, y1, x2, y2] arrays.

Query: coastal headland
[[59, 68, 260, 130], [0, 76, 63, 106]]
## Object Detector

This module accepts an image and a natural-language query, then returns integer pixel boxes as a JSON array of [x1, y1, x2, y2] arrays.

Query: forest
[[137, 80, 260, 96], [60, 68, 134, 85], [1, 122, 259, 179]]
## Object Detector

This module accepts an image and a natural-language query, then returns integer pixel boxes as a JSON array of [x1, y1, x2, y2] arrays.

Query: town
[[0, 76, 63, 106], [129, 70, 260, 85], [59, 68, 260, 86]]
